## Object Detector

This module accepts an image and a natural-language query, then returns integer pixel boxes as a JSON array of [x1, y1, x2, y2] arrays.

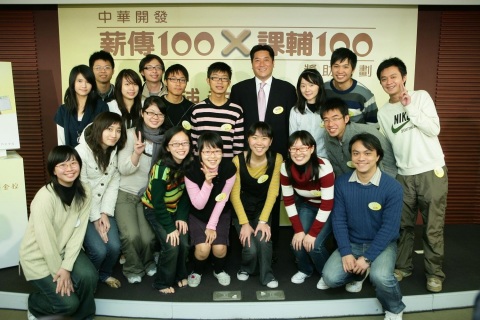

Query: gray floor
[[0, 307, 474, 320]]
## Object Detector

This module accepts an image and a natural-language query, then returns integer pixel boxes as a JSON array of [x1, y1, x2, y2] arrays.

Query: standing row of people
[[20, 44, 447, 320]]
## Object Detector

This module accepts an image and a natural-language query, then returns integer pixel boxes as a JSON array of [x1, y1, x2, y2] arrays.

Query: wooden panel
[[0, 10, 47, 209], [435, 11, 480, 223]]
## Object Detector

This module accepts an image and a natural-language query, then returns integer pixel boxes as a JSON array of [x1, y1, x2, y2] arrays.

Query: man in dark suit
[[230, 44, 296, 158], [230, 44, 297, 263]]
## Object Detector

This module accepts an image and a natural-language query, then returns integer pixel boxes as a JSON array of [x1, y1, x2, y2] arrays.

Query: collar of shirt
[[348, 167, 382, 186]]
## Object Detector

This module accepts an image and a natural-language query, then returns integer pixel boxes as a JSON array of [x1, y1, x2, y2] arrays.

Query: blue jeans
[[322, 242, 406, 314], [233, 217, 275, 285], [144, 208, 189, 290], [292, 201, 332, 276], [28, 251, 98, 320], [83, 216, 121, 282]]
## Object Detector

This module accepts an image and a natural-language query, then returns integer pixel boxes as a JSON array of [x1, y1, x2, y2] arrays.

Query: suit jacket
[[230, 77, 296, 157]]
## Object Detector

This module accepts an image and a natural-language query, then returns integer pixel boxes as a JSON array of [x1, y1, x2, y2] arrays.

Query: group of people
[[19, 44, 448, 320]]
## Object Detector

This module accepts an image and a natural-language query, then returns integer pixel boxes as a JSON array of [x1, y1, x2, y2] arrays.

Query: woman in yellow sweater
[[230, 122, 283, 288], [19, 146, 97, 320]]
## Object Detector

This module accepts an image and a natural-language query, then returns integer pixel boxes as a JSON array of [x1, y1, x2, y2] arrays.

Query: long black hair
[[245, 122, 275, 169], [285, 130, 320, 184], [63, 64, 99, 115], [85, 112, 126, 172], [113, 69, 143, 128], [158, 126, 193, 187], [46, 145, 87, 209], [294, 68, 326, 114]]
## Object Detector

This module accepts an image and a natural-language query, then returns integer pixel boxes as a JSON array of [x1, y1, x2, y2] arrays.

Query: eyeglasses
[[144, 111, 165, 118], [167, 78, 187, 84], [322, 116, 344, 124], [289, 146, 312, 153], [201, 150, 222, 156], [56, 161, 79, 170], [169, 141, 190, 148], [143, 65, 163, 71], [209, 76, 230, 83], [93, 66, 112, 71]]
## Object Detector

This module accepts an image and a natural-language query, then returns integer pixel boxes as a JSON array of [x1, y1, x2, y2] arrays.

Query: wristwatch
[[363, 257, 371, 265]]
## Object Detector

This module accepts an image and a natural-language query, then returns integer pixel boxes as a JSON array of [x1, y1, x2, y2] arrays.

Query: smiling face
[[141, 58, 164, 84], [121, 75, 139, 102], [351, 140, 379, 176], [200, 144, 222, 170], [331, 58, 354, 88], [322, 109, 349, 140], [248, 130, 272, 158], [380, 66, 407, 101], [54, 156, 80, 187], [252, 50, 274, 82], [289, 139, 314, 166], [101, 122, 122, 150], [207, 71, 231, 95], [166, 131, 190, 164], [142, 103, 165, 130], [92, 59, 114, 85], [74, 73, 92, 98], [300, 78, 320, 104]]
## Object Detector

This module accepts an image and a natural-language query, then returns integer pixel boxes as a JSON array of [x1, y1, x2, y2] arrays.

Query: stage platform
[[1, 225, 479, 319]]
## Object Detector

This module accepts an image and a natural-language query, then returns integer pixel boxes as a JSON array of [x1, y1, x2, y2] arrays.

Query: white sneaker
[[291, 271, 310, 284], [153, 251, 160, 264], [384, 310, 403, 320], [127, 275, 142, 284], [27, 310, 37, 320], [146, 264, 157, 277], [266, 279, 279, 288], [317, 277, 330, 290], [237, 271, 249, 281], [346, 268, 370, 293], [213, 271, 231, 286], [188, 273, 202, 287]]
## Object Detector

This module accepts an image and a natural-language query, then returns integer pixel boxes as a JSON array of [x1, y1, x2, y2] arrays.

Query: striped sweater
[[280, 157, 335, 237], [190, 98, 244, 158]]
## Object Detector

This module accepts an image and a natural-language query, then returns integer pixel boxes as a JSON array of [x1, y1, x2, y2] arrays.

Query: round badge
[[434, 167, 444, 178], [347, 161, 355, 168], [311, 190, 321, 197], [257, 174, 269, 184], [368, 202, 382, 211], [349, 110, 355, 117], [273, 106, 284, 114], [215, 193, 226, 202], [182, 121, 192, 130], [221, 123, 232, 131]]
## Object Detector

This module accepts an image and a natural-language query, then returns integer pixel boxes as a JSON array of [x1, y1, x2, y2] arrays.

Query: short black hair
[[330, 47, 357, 70], [376, 57, 407, 81], [349, 133, 384, 164], [321, 97, 349, 119], [139, 54, 165, 77], [89, 50, 115, 69], [164, 64, 189, 82], [250, 44, 275, 62], [207, 62, 232, 79]]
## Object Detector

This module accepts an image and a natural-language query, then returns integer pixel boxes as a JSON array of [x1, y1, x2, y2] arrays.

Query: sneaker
[[127, 275, 142, 284], [213, 271, 231, 286], [266, 279, 279, 288], [393, 269, 412, 281], [153, 251, 160, 264], [146, 264, 157, 277], [426, 277, 442, 292], [317, 277, 330, 290], [346, 268, 370, 293], [237, 271, 249, 281], [27, 310, 37, 320], [384, 310, 403, 320], [291, 271, 310, 284], [187, 273, 202, 287], [119, 254, 126, 265]]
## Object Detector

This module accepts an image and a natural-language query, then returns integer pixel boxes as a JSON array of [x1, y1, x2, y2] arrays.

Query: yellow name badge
[[320, 121, 325, 128], [349, 110, 355, 117], [434, 166, 444, 178], [257, 174, 269, 184], [273, 106, 284, 115], [221, 123, 232, 131], [347, 161, 355, 168], [215, 192, 226, 202], [311, 190, 321, 197], [182, 120, 192, 130], [368, 202, 382, 211]]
